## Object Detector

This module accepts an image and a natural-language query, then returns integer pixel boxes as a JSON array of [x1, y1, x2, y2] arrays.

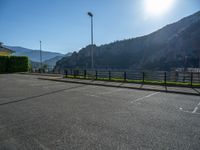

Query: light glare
[[144, 0, 175, 17]]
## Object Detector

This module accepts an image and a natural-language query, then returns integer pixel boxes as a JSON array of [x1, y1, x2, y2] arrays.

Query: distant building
[[0, 42, 14, 56]]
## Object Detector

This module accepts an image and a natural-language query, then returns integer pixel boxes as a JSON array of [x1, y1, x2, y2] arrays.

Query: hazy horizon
[[1, 0, 200, 54]]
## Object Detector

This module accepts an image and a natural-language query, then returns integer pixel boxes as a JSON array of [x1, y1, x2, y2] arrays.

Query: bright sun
[[144, 0, 175, 17]]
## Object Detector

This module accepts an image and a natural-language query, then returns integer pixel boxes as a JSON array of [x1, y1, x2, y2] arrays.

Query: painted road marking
[[192, 101, 200, 113], [179, 107, 200, 115], [99, 89, 123, 95], [86, 89, 123, 98], [192, 107, 198, 113], [131, 92, 160, 103], [179, 101, 200, 115], [86, 94, 100, 98]]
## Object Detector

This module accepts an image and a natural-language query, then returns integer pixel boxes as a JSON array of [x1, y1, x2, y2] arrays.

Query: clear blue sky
[[0, 0, 200, 54]]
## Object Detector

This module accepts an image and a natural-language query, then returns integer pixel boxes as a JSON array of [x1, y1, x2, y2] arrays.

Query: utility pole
[[87, 12, 94, 69], [40, 40, 43, 72]]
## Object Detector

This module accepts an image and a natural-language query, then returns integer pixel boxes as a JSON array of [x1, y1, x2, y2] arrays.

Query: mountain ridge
[[55, 11, 200, 71], [6, 46, 64, 62]]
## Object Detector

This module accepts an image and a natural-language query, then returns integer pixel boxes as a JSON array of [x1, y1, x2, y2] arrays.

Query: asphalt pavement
[[0, 74, 200, 150], [38, 75, 200, 96]]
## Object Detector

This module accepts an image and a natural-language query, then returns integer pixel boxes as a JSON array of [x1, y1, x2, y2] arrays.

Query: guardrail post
[[77, 70, 79, 77], [109, 71, 111, 80], [124, 71, 126, 82], [190, 72, 193, 86], [70, 69, 73, 76], [84, 70, 86, 79], [73, 70, 76, 78], [164, 72, 167, 85], [142, 72, 145, 83], [95, 70, 98, 80], [65, 70, 68, 77]]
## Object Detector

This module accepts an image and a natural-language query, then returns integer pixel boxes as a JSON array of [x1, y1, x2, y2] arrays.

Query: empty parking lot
[[0, 74, 200, 150]]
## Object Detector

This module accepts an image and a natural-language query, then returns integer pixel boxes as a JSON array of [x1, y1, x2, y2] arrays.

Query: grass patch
[[64, 75, 200, 87]]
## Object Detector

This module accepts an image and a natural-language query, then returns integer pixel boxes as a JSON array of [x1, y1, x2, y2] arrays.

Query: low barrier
[[64, 69, 200, 87]]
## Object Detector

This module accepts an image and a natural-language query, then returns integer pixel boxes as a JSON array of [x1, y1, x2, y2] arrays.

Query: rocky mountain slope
[[55, 11, 200, 71], [43, 52, 72, 69]]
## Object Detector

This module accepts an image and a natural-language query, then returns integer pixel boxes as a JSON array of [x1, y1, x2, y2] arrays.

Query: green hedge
[[0, 56, 28, 73], [0, 56, 9, 73]]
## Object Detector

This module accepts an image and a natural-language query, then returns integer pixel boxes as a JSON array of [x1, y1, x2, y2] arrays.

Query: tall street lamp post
[[87, 12, 94, 69]]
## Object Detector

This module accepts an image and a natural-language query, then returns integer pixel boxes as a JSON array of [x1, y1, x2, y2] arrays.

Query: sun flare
[[144, 0, 175, 17]]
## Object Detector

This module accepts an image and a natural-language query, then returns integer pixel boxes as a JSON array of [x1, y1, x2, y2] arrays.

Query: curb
[[18, 72, 62, 77], [38, 77, 200, 96]]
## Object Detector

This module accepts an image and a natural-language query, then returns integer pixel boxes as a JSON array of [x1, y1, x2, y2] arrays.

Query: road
[[0, 74, 200, 150]]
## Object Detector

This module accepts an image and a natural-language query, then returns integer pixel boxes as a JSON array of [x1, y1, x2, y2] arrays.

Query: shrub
[[0, 56, 28, 73], [0, 56, 9, 73]]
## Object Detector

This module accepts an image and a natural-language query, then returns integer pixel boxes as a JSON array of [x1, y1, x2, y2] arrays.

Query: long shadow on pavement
[[0, 85, 86, 106]]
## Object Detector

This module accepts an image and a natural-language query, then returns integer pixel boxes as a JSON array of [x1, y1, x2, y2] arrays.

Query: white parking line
[[86, 94, 100, 98], [180, 101, 200, 114], [192, 102, 200, 113], [131, 92, 160, 103], [192, 107, 198, 113], [179, 107, 200, 115], [85, 89, 123, 98], [99, 89, 123, 95]]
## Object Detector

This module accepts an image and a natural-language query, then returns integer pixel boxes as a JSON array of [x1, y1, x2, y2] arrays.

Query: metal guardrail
[[63, 69, 200, 86], [30, 68, 200, 86]]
